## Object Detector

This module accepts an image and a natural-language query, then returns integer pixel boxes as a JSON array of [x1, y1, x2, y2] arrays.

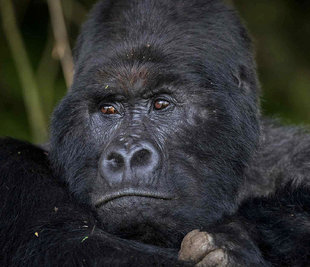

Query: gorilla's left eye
[[100, 105, 119, 115], [154, 99, 170, 110]]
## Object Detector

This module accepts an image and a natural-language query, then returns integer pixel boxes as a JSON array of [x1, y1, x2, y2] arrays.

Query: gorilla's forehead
[[77, 48, 237, 105], [75, 48, 210, 98], [74, 0, 253, 87], [71, 0, 256, 98], [84, 64, 190, 98], [76, 41, 231, 90]]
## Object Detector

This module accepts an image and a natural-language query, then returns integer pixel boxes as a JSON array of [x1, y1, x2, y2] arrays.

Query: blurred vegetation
[[0, 0, 309, 143], [235, 0, 310, 126]]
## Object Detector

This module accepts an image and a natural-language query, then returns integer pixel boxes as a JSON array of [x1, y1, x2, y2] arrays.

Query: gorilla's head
[[49, 0, 260, 246]]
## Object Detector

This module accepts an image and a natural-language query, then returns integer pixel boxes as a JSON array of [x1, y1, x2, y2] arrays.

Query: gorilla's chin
[[96, 196, 187, 247]]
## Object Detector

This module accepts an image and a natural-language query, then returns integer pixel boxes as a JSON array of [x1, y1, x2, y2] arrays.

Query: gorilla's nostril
[[131, 149, 151, 167], [107, 152, 124, 170], [100, 142, 160, 184]]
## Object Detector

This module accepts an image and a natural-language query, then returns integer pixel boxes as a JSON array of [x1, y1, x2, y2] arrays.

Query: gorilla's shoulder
[[260, 119, 310, 162], [0, 138, 48, 162], [0, 138, 51, 183], [242, 119, 310, 199]]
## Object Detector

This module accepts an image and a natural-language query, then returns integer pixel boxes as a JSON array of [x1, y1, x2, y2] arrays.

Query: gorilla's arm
[[237, 184, 310, 266], [179, 184, 310, 266], [0, 138, 181, 266]]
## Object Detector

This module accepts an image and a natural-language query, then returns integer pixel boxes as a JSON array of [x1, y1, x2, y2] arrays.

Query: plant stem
[[47, 0, 74, 89], [0, 0, 47, 143]]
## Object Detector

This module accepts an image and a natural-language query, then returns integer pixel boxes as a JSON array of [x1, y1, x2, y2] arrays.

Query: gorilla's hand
[[178, 224, 269, 267], [179, 230, 228, 266]]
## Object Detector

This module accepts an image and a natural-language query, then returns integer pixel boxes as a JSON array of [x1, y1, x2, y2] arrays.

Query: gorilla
[[1, 0, 310, 266]]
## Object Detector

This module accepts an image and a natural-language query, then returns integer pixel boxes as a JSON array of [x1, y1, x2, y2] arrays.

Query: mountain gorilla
[[1, 0, 310, 266]]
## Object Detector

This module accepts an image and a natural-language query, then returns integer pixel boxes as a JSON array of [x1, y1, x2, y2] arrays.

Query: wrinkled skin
[[1, 0, 310, 266]]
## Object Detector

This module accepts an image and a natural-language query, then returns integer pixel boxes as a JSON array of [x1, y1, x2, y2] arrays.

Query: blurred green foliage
[[235, 0, 310, 124], [0, 0, 309, 143]]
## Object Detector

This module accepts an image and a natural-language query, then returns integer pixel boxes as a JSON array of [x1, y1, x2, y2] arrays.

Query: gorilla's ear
[[232, 65, 260, 95]]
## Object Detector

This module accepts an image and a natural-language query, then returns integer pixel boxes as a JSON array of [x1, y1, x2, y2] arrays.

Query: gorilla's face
[[49, 1, 260, 246], [50, 46, 259, 245]]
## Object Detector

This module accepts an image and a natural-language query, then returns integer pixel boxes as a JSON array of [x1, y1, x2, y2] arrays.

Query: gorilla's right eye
[[100, 105, 119, 115], [154, 99, 170, 110]]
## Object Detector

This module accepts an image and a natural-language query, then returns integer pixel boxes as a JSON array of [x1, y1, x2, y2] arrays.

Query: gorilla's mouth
[[95, 189, 174, 207]]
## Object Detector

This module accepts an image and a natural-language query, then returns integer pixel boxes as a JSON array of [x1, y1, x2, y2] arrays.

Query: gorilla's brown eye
[[154, 99, 170, 110], [101, 105, 118, 115]]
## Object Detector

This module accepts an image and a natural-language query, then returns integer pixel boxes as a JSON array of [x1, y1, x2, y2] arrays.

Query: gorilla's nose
[[100, 142, 159, 184]]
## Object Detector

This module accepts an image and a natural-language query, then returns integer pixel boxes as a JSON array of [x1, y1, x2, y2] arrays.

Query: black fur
[[238, 184, 310, 266], [1, 0, 310, 266], [0, 139, 181, 266]]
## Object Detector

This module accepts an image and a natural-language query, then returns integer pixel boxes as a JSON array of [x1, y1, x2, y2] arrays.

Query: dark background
[[0, 0, 309, 143]]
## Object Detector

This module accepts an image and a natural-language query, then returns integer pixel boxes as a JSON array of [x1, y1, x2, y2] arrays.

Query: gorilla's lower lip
[[95, 189, 174, 207]]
